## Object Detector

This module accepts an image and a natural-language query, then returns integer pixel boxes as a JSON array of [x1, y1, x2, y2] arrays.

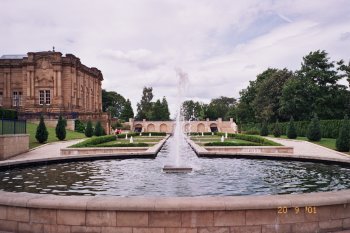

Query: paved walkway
[[8, 139, 84, 161], [266, 137, 350, 161]]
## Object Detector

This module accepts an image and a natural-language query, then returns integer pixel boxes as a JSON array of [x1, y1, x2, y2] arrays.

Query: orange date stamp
[[277, 206, 317, 214]]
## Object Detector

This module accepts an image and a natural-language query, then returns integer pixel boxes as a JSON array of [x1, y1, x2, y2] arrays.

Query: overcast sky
[[1, 0, 350, 116]]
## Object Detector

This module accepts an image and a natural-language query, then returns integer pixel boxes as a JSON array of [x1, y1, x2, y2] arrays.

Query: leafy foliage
[[85, 120, 94, 137], [119, 99, 134, 121], [74, 119, 85, 133], [307, 114, 322, 141], [336, 115, 350, 152], [55, 115, 66, 140], [287, 117, 297, 139], [35, 115, 48, 143], [216, 133, 280, 146], [260, 122, 269, 136], [273, 120, 281, 137], [204, 141, 260, 146], [94, 121, 105, 137], [0, 108, 17, 119], [102, 89, 127, 118]]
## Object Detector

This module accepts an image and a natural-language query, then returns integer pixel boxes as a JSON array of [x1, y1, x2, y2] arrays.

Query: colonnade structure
[[128, 118, 238, 134]]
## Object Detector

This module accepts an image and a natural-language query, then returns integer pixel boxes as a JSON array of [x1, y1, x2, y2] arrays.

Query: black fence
[[0, 119, 27, 135]]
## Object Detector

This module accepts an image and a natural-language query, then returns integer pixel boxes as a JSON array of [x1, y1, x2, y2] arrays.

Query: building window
[[12, 91, 22, 107], [39, 90, 51, 105], [0, 92, 2, 106]]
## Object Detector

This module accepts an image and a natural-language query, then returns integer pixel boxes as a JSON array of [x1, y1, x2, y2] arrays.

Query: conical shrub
[[287, 116, 297, 139], [55, 115, 66, 141], [336, 115, 350, 152], [260, 121, 269, 136], [94, 121, 104, 137], [85, 120, 94, 137], [35, 115, 49, 143], [307, 114, 321, 141], [273, 120, 281, 137]]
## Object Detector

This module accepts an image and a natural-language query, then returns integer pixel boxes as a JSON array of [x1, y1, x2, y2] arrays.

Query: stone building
[[129, 118, 238, 134], [0, 51, 103, 115]]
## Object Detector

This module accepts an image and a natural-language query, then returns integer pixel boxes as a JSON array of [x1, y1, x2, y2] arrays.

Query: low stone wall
[[0, 134, 29, 160], [204, 146, 293, 154], [61, 135, 170, 156], [28, 119, 75, 131], [0, 190, 349, 233]]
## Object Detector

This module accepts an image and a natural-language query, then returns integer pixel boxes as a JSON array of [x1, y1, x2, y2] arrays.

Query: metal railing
[[0, 119, 26, 135]]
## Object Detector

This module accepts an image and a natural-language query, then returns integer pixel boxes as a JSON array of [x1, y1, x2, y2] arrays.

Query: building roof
[[0, 54, 27, 59]]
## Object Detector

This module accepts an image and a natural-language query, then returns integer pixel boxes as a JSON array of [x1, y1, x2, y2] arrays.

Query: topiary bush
[[307, 114, 322, 141], [94, 121, 104, 137], [85, 120, 94, 137], [35, 115, 48, 143], [260, 122, 269, 136], [336, 115, 350, 152], [55, 115, 66, 140], [287, 116, 297, 139], [94, 142, 149, 147], [273, 120, 281, 137], [216, 133, 281, 146], [143, 132, 167, 136], [204, 141, 260, 146], [74, 119, 85, 133]]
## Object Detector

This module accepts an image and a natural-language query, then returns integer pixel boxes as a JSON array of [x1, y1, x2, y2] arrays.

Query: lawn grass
[[27, 122, 86, 149]]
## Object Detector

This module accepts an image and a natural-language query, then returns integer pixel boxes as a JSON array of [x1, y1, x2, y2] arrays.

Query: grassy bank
[[28, 122, 86, 149]]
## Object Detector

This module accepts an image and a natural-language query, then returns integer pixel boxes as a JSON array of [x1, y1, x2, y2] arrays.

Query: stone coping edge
[[187, 138, 350, 166], [0, 135, 170, 170], [0, 189, 348, 211]]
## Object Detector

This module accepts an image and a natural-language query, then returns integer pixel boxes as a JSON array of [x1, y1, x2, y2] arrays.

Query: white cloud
[[0, 0, 349, 115]]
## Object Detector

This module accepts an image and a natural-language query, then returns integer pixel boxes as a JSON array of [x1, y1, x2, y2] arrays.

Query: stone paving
[[7, 139, 84, 162], [266, 137, 350, 161]]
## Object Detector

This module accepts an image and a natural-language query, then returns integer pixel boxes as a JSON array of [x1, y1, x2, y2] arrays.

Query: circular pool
[[1, 139, 349, 196]]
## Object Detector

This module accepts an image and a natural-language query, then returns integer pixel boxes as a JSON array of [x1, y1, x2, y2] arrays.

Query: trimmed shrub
[[71, 133, 139, 148], [242, 130, 260, 135], [273, 120, 281, 137], [260, 122, 269, 136], [55, 115, 66, 141], [35, 115, 48, 143], [94, 121, 104, 137], [85, 120, 94, 137], [74, 119, 85, 133], [216, 133, 281, 146], [94, 142, 149, 147], [143, 132, 167, 136], [307, 114, 322, 141], [336, 115, 350, 152], [204, 141, 260, 146], [287, 117, 297, 139]]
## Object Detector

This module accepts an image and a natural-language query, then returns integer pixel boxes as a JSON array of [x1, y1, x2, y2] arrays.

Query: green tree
[[136, 87, 153, 120], [252, 68, 293, 122], [336, 115, 350, 152], [205, 96, 236, 120], [35, 115, 48, 143], [55, 115, 66, 140], [85, 120, 94, 137], [273, 120, 281, 137], [102, 89, 126, 118], [119, 99, 134, 121], [182, 100, 203, 120], [307, 114, 322, 141], [150, 99, 163, 120], [260, 121, 269, 136], [160, 97, 170, 120], [94, 121, 104, 136], [287, 116, 297, 139]]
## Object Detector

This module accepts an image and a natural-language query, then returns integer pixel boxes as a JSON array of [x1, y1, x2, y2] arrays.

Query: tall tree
[[205, 96, 237, 120], [55, 115, 66, 141], [119, 99, 134, 121], [102, 89, 126, 118], [36, 115, 48, 143], [182, 100, 203, 120], [252, 68, 293, 122], [136, 87, 153, 120], [160, 97, 170, 120]]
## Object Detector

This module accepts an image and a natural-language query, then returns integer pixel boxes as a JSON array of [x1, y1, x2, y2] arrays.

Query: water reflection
[[0, 138, 349, 196]]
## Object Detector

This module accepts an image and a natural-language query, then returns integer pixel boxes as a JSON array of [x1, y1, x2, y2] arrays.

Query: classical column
[[57, 70, 62, 96], [27, 71, 31, 97], [31, 71, 34, 97], [53, 71, 57, 97]]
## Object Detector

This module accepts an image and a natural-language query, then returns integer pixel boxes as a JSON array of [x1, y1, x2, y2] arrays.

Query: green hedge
[[241, 120, 343, 139], [216, 133, 281, 146], [93, 142, 149, 147], [74, 120, 85, 133], [0, 108, 17, 119], [204, 141, 260, 146], [70, 135, 116, 148], [140, 132, 166, 136], [190, 132, 217, 136]]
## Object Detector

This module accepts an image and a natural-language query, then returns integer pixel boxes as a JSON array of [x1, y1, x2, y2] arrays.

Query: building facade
[[129, 118, 238, 134], [0, 51, 103, 115]]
